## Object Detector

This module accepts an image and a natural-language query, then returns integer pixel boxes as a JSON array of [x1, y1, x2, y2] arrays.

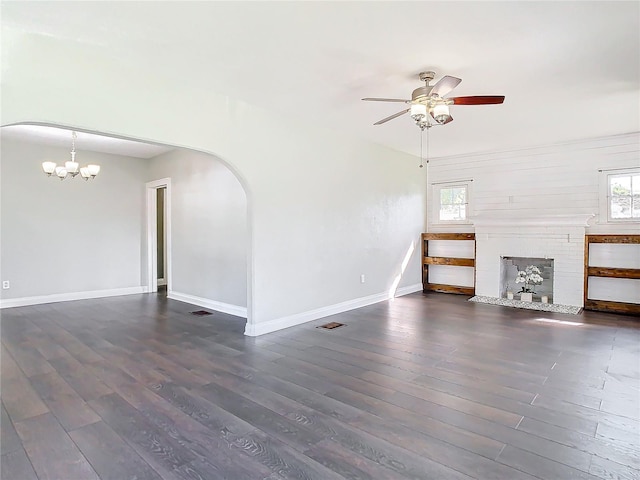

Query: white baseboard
[[395, 283, 423, 296], [244, 282, 423, 337], [168, 291, 247, 318], [0, 286, 148, 309]]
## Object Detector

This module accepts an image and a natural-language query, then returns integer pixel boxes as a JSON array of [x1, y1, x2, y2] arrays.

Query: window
[[609, 172, 640, 220], [600, 168, 640, 222], [431, 181, 471, 224]]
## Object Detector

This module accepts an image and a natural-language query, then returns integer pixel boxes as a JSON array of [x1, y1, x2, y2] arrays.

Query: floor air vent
[[317, 322, 345, 330], [190, 310, 213, 316]]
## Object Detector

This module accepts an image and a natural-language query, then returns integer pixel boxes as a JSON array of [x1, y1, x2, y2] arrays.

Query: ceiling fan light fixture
[[410, 103, 427, 121], [431, 103, 451, 125], [362, 70, 504, 128]]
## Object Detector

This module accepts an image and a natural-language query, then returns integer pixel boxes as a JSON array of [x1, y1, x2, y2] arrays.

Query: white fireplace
[[471, 214, 594, 307]]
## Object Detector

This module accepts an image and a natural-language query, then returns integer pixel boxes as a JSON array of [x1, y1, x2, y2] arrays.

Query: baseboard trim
[[395, 283, 423, 297], [0, 286, 148, 309], [168, 291, 248, 318], [244, 282, 423, 337]]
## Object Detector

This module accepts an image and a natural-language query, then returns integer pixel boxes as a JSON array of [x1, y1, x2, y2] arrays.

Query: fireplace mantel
[[471, 213, 595, 228]]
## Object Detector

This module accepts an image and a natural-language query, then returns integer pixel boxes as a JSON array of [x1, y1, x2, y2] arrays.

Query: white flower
[[515, 265, 544, 292]]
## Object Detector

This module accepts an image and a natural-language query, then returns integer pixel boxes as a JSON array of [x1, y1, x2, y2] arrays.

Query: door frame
[[146, 178, 172, 293]]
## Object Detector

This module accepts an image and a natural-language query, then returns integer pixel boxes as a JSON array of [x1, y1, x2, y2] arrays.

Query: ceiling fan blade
[[362, 98, 410, 103], [450, 96, 505, 105], [374, 108, 410, 125], [431, 75, 462, 97]]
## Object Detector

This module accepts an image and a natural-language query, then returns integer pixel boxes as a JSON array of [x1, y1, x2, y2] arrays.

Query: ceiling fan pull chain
[[426, 125, 430, 166], [419, 126, 424, 168]]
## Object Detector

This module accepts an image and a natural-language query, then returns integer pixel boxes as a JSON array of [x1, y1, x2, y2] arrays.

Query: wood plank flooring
[[1, 292, 639, 480]]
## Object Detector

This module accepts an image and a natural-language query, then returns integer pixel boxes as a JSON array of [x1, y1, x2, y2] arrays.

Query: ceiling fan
[[363, 71, 505, 127]]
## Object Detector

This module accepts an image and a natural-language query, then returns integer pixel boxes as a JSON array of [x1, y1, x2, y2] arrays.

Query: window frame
[[599, 167, 640, 223], [430, 180, 473, 225]]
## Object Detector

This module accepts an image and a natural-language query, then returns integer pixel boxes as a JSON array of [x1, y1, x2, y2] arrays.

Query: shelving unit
[[422, 233, 476, 295], [583, 234, 640, 315]]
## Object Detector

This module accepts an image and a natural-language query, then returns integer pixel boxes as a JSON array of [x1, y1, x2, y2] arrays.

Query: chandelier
[[41, 131, 100, 180]]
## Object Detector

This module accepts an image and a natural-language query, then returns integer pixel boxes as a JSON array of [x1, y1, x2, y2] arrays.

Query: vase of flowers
[[515, 265, 543, 302]]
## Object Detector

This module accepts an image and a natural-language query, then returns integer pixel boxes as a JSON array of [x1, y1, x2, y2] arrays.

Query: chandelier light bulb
[[42, 161, 57, 175], [65, 160, 79, 174], [55, 166, 68, 179]]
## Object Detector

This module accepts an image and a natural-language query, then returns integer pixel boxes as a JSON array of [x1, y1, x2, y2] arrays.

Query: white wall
[[0, 138, 148, 306], [242, 124, 426, 335], [1, 31, 426, 334], [148, 149, 248, 314]]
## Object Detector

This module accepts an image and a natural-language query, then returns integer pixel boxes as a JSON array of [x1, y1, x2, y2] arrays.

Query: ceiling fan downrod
[[412, 71, 437, 103]]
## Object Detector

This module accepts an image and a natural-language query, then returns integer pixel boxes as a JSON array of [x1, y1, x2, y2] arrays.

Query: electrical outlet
[[2, 281, 10, 289], [360, 274, 365, 284]]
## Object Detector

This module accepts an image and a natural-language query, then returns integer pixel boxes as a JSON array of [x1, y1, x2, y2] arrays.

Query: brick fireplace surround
[[472, 214, 595, 307]]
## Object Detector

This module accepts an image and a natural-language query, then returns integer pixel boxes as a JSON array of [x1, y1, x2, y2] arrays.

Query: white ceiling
[[2, 1, 638, 159]]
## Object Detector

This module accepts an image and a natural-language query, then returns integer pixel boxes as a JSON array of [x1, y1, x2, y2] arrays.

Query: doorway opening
[[147, 178, 172, 294], [157, 187, 167, 288]]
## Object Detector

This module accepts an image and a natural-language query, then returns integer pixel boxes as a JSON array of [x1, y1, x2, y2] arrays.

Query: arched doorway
[[0, 123, 252, 329]]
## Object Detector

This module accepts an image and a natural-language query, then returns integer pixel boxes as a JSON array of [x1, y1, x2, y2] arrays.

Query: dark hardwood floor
[[1, 291, 639, 480]]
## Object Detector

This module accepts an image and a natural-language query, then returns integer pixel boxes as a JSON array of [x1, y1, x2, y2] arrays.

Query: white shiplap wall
[[427, 132, 639, 233], [425, 132, 640, 305]]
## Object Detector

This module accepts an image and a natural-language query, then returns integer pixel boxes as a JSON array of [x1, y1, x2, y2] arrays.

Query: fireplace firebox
[[500, 256, 554, 303]]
